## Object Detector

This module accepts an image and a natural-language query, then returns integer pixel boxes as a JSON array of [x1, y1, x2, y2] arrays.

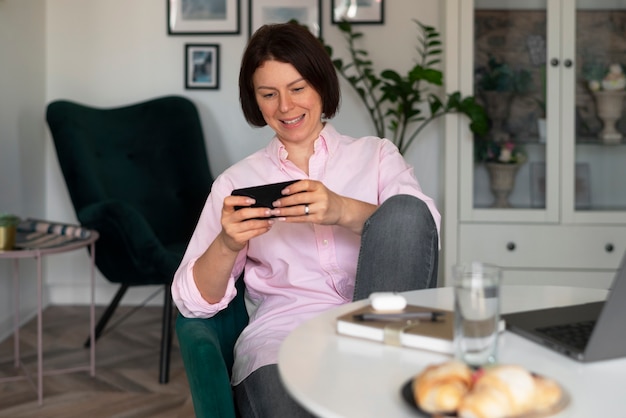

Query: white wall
[[43, 0, 444, 307], [1, 0, 445, 337], [0, 0, 47, 340]]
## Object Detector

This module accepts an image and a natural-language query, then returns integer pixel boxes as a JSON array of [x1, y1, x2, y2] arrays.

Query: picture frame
[[530, 162, 591, 209], [168, 0, 240, 35], [331, 0, 384, 25], [185, 44, 220, 90], [249, 0, 321, 38]]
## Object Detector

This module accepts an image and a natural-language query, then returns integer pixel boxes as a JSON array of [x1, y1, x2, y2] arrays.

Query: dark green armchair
[[176, 195, 439, 417], [46, 95, 213, 383], [176, 277, 249, 418]]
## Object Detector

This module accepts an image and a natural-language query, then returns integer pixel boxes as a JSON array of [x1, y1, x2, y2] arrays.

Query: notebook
[[336, 304, 506, 354], [336, 305, 456, 353], [503, 251, 626, 362]]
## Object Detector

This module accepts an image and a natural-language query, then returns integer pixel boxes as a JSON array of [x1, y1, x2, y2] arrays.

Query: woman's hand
[[192, 195, 275, 303], [270, 180, 377, 235], [219, 195, 275, 252]]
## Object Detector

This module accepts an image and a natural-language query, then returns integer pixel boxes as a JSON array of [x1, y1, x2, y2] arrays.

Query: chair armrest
[[176, 314, 238, 418], [77, 199, 180, 280], [176, 278, 249, 418]]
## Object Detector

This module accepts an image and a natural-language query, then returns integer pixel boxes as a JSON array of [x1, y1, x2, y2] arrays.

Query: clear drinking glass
[[453, 262, 502, 367]]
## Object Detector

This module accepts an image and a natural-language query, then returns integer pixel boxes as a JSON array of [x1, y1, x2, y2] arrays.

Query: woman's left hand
[[271, 180, 376, 234]]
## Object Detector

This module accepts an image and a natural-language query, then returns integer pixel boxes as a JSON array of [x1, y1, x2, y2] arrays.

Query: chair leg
[[84, 284, 129, 348], [159, 283, 174, 384]]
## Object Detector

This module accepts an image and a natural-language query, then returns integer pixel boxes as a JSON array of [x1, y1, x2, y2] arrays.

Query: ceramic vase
[[486, 162, 522, 208], [482, 91, 514, 142], [593, 90, 626, 145]]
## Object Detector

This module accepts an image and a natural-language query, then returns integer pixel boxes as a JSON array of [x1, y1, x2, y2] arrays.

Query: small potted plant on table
[[0, 213, 21, 250]]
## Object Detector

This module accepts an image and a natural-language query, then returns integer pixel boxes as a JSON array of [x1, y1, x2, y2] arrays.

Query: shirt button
[[323, 239, 329, 246]]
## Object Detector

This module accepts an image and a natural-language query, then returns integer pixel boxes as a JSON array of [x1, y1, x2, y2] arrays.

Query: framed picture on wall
[[249, 0, 321, 38], [168, 0, 240, 35], [331, 0, 384, 25], [185, 44, 220, 89]]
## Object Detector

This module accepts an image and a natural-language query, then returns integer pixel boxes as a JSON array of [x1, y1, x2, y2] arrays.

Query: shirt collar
[[265, 123, 339, 169]]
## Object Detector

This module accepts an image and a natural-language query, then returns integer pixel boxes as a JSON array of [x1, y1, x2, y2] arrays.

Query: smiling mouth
[[281, 115, 305, 125]]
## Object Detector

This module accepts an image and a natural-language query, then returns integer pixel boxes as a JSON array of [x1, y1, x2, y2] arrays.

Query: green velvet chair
[[46, 95, 213, 384], [176, 277, 249, 418], [176, 195, 438, 417]]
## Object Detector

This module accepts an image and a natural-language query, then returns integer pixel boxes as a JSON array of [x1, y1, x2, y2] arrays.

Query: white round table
[[278, 285, 624, 418]]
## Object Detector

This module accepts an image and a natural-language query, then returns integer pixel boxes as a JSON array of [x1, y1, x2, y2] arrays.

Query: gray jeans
[[233, 194, 439, 418], [234, 364, 315, 418], [354, 193, 439, 300]]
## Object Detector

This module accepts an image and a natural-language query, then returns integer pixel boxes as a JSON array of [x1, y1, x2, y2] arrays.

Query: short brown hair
[[239, 22, 340, 127]]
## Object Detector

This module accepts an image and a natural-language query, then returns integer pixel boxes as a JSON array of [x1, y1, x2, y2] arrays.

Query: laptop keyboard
[[536, 320, 596, 351]]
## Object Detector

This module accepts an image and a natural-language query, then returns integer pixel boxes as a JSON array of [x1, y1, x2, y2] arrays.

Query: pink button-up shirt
[[172, 123, 440, 385]]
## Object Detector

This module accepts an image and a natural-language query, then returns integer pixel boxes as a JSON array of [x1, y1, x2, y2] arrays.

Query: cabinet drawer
[[458, 224, 626, 270], [502, 269, 615, 289]]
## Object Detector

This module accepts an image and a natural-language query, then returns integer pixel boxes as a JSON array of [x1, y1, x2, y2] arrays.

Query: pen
[[354, 311, 445, 322]]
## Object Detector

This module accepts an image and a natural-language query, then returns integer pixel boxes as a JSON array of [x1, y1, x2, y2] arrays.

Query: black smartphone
[[231, 180, 301, 211]]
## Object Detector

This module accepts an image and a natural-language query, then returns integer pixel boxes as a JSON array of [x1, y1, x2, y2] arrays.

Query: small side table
[[0, 220, 99, 405]]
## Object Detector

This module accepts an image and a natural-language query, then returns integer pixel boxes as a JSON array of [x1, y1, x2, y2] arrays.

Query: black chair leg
[[84, 284, 129, 348], [159, 284, 174, 384]]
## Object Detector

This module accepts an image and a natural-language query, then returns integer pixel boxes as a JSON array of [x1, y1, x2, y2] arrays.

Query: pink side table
[[0, 221, 99, 405]]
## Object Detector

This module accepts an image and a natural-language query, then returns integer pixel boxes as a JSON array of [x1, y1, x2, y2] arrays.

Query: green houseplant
[[0, 213, 20, 227], [474, 54, 532, 146], [475, 54, 533, 94], [324, 20, 488, 155]]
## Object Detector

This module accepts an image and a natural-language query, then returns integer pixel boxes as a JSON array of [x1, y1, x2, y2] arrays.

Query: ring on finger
[[304, 204, 310, 215]]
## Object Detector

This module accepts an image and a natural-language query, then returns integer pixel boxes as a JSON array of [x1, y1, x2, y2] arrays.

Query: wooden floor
[[0, 305, 196, 418]]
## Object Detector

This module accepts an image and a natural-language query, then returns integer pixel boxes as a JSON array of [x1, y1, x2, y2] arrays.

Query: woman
[[172, 22, 440, 417]]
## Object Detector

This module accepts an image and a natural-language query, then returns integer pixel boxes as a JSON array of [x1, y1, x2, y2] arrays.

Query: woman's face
[[252, 60, 324, 148]]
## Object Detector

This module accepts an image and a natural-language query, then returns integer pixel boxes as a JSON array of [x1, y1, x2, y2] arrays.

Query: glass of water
[[453, 262, 502, 368]]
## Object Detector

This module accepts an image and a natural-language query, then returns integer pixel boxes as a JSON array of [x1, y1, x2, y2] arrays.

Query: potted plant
[[471, 55, 532, 208], [583, 61, 626, 144], [475, 137, 527, 208], [0, 213, 21, 250], [323, 20, 488, 155], [474, 54, 533, 143]]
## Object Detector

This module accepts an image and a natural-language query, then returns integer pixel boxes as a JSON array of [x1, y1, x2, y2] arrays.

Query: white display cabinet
[[443, 0, 626, 287]]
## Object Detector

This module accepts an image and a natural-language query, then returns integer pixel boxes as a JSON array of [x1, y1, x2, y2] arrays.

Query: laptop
[[503, 251, 626, 362]]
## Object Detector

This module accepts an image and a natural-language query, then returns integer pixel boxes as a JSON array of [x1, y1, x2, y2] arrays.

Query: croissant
[[413, 360, 473, 413], [413, 362, 564, 417], [532, 375, 563, 412], [457, 365, 536, 418]]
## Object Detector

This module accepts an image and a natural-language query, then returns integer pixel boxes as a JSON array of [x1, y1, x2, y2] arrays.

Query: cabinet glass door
[[573, 1, 626, 216], [471, 1, 552, 214]]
